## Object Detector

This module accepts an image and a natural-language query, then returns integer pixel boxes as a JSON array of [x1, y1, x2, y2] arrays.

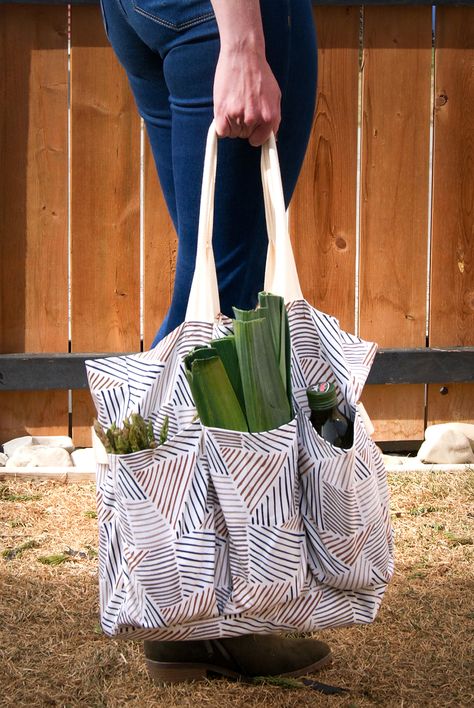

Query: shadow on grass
[[1, 564, 473, 707]]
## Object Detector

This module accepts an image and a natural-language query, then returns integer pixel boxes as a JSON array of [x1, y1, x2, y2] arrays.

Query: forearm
[[210, 0, 265, 54], [210, 0, 281, 145]]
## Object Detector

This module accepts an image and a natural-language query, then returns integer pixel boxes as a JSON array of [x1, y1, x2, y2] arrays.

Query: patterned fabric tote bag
[[86, 123, 393, 642]]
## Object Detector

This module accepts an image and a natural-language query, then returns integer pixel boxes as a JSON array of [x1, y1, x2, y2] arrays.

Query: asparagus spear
[[94, 413, 169, 454]]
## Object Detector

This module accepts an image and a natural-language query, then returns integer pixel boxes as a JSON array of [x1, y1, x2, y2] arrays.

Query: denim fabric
[[99, 0, 317, 346]]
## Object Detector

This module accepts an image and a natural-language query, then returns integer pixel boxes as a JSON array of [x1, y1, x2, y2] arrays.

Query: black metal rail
[[0, 348, 473, 391]]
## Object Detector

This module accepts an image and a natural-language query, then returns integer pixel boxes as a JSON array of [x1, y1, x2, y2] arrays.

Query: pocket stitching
[[131, 2, 215, 31]]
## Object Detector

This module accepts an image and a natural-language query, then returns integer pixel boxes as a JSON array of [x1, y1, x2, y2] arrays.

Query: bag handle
[[185, 121, 303, 323], [261, 131, 303, 304]]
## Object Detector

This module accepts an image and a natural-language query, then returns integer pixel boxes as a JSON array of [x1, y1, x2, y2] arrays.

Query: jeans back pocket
[[132, 0, 214, 31]]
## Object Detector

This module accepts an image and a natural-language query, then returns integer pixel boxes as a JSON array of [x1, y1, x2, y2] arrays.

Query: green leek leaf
[[185, 352, 248, 431], [234, 318, 291, 432], [210, 335, 246, 415], [232, 307, 262, 321], [258, 292, 292, 416]]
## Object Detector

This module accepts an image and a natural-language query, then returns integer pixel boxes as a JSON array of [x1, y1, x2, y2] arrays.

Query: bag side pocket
[[109, 422, 220, 631], [205, 417, 307, 616], [298, 411, 394, 591]]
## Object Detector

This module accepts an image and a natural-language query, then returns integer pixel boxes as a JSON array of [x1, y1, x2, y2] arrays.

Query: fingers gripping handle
[[185, 122, 303, 324]]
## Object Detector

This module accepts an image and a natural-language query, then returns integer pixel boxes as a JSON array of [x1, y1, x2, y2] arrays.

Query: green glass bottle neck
[[307, 383, 338, 411]]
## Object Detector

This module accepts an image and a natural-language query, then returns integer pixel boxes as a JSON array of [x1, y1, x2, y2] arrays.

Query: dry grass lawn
[[1, 470, 473, 707]]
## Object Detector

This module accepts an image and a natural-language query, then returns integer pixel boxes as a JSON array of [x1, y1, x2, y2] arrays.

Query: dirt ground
[[1, 469, 473, 708]]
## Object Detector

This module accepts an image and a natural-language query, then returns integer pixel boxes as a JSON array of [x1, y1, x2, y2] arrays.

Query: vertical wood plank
[[143, 135, 177, 349], [0, 392, 70, 443], [290, 6, 359, 333], [359, 6, 432, 441], [427, 384, 474, 427], [70, 6, 140, 445], [0, 5, 68, 442], [427, 7, 474, 427]]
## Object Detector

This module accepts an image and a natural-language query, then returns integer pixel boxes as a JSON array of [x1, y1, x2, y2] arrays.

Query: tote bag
[[86, 122, 393, 641]]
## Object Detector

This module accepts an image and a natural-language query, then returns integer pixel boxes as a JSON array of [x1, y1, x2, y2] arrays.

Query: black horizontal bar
[[368, 347, 474, 385], [0, 353, 126, 391], [0, 348, 473, 391]]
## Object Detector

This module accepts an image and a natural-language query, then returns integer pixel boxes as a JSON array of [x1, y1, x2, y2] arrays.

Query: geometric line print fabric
[[87, 299, 394, 640]]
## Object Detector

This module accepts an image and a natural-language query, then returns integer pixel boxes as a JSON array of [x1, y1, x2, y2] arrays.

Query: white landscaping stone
[[5, 445, 73, 469], [71, 448, 96, 470], [33, 435, 75, 452], [3, 436, 33, 458], [424, 423, 474, 446], [0, 452, 8, 467], [417, 424, 474, 464]]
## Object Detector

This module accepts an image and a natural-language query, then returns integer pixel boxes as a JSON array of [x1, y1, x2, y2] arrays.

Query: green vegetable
[[184, 347, 248, 431], [94, 414, 168, 454], [258, 292, 292, 414], [210, 334, 246, 413], [185, 292, 293, 433], [158, 416, 168, 446], [232, 307, 262, 322], [234, 317, 292, 432]]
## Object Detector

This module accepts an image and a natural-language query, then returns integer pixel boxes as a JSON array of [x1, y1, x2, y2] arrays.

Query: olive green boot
[[144, 633, 332, 684]]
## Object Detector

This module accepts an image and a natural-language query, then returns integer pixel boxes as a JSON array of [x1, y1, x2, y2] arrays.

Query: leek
[[184, 293, 292, 433], [210, 335, 246, 413], [185, 348, 248, 431], [232, 307, 262, 322], [234, 317, 291, 432], [258, 292, 292, 413]]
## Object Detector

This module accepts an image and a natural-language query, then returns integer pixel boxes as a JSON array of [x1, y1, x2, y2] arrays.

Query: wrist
[[219, 31, 265, 57]]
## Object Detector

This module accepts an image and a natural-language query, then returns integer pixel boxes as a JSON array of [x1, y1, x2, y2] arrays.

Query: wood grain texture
[[70, 389, 95, 449], [427, 6, 474, 428], [0, 5, 68, 442], [427, 383, 474, 426], [290, 6, 359, 333], [0, 390, 69, 442], [429, 8, 474, 348], [360, 6, 432, 346], [70, 6, 140, 445], [361, 384, 426, 441], [359, 6, 432, 440], [143, 133, 177, 350]]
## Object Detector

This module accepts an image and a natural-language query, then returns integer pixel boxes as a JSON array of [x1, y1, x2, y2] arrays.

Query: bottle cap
[[307, 382, 338, 410]]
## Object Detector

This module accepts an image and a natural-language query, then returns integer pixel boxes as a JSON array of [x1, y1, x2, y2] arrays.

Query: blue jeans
[[99, 0, 317, 346]]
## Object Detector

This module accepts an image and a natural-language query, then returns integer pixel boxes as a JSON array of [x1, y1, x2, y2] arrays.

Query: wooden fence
[[0, 2, 473, 447]]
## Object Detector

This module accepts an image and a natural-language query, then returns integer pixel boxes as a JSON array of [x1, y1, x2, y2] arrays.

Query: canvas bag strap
[[185, 121, 304, 323], [261, 131, 303, 303], [185, 122, 220, 324]]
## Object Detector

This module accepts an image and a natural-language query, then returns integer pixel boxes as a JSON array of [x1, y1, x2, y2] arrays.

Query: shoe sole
[[145, 651, 333, 685]]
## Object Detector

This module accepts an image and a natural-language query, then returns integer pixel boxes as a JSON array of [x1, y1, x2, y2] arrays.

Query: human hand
[[213, 46, 281, 147]]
